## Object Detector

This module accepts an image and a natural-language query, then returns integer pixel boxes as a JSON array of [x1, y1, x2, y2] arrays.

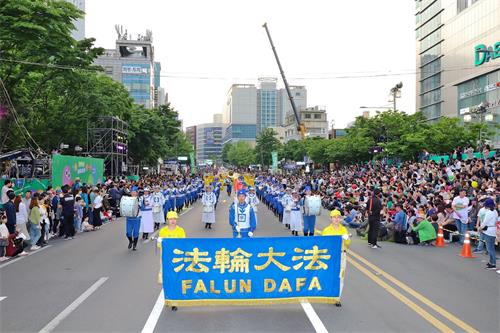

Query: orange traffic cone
[[435, 225, 445, 247], [459, 232, 475, 258]]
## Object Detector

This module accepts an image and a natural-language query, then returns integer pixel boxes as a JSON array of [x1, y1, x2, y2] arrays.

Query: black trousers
[[63, 214, 75, 238], [368, 216, 380, 246]]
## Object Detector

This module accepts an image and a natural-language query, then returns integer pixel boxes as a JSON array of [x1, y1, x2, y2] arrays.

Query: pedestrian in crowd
[[157, 210, 185, 311], [481, 198, 498, 270], [0, 214, 10, 261], [4, 190, 17, 234], [366, 188, 382, 249], [92, 188, 103, 230], [14, 195, 30, 244], [392, 203, 408, 244], [452, 189, 469, 244], [61, 185, 75, 239], [202, 185, 216, 230], [408, 213, 437, 245], [74, 197, 84, 233], [1, 179, 13, 206], [37, 193, 49, 246], [29, 197, 42, 250], [229, 189, 256, 238]]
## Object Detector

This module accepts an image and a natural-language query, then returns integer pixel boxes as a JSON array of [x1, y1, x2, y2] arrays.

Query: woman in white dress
[[201, 185, 217, 229], [281, 188, 293, 230], [139, 188, 155, 240], [151, 186, 165, 231], [289, 191, 303, 236]]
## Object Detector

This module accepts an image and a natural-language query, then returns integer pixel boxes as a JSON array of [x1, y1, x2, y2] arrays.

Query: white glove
[[235, 226, 240, 232], [248, 231, 254, 237], [342, 234, 349, 241]]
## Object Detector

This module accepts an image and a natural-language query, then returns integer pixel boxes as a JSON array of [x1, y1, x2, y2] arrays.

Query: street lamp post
[[389, 82, 403, 111], [463, 102, 493, 148]]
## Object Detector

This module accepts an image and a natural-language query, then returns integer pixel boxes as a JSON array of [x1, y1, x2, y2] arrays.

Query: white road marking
[[301, 301, 329, 333], [0, 296, 6, 302], [141, 290, 164, 333], [0, 245, 53, 269], [38, 277, 108, 333], [144, 207, 193, 244]]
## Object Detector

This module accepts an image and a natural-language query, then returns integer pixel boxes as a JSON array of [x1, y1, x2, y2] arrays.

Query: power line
[[1, 57, 499, 80]]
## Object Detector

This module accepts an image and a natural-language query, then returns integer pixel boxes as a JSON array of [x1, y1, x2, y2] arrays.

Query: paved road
[[1, 191, 498, 332]]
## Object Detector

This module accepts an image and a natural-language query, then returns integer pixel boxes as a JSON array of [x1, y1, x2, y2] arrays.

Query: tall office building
[[222, 84, 258, 145], [257, 77, 278, 133], [94, 27, 164, 109], [213, 113, 223, 123], [65, 0, 85, 40], [415, 0, 499, 147], [196, 123, 226, 162]]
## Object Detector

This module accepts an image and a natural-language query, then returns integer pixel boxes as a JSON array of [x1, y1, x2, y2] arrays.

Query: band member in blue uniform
[[152, 186, 165, 231], [229, 189, 256, 238], [202, 185, 217, 229], [139, 188, 154, 240], [125, 190, 141, 250], [246, 186, 260, 226]]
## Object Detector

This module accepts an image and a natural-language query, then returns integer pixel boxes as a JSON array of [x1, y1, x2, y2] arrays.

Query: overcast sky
[[86, 0, 417, 129]]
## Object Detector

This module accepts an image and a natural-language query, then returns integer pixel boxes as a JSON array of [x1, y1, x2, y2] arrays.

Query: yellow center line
[[349, 251, 479, 333], [348, 258, 454, 333]]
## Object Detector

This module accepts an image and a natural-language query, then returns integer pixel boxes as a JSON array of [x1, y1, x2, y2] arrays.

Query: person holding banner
[[202, 185, 217, 229], [322, 209, 351, 251], [157, 210, 185, 311], [229, 189, 256, 238]]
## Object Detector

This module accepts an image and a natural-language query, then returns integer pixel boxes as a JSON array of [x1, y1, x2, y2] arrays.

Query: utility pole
[[389, 82, 403, 111]]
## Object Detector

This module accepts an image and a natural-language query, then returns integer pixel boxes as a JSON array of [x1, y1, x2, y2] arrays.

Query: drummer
[[125, 190, 141, 251]]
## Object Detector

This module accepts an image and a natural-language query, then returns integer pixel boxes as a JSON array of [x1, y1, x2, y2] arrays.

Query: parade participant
[[162, 187, 171, 216], [225, 177, 232, 196], [125, 190, 141, 251], [139, 188, 154, 240], [229, 189, 256, 238], [290, 191, 303, 236], [246, 186, 260, 226], [157, 210, 185, 311], [322, 209, 351, 251], [175, 186, 185, 214], [168, 185, 176, 213], [202, 185, 217, 229], [302, 186, 320, 236], [152, 186, 165, 231], [281, 187, 293, 230]]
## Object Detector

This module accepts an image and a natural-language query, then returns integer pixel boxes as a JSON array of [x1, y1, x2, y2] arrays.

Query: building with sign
[[415, 0, 499, 146], [94, 27, 164, 109], [196, 123, 226, 162]]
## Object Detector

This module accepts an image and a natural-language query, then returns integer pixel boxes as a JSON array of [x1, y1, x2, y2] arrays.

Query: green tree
[[281, 139, 307, 161], [227, 141, 255, 167], [221, 142, 233, 163], [255, 128, 282, 166]]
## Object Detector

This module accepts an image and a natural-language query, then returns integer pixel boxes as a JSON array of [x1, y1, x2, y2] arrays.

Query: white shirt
[[1, 185, 11, 204], [16, 202, 29, 224], [452, 196, 469, 222], [482, 209, 498, 237], [94, 195, 103, 209]]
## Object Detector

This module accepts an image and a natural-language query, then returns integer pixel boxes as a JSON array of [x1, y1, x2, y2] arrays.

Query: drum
[[304, 196, 322, 216], [120, 196, 139, 217]]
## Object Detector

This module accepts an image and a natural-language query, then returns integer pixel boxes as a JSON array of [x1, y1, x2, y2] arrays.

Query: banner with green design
[[51, 154, 104, 188]]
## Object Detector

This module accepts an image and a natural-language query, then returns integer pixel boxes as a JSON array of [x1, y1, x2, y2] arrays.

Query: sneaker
[[31, 245, 41, 250], [0, 257, 9, 262], [371, 245, 382, 249], [485, 263, 496, 270], [18, 251, 28, 256]]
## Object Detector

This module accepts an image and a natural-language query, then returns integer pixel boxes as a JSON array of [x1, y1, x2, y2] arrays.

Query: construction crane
[[262, 23, 307, 139]]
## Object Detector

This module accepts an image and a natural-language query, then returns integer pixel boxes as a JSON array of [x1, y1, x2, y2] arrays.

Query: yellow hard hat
[[166, 211, 178, 219], [330, 209, 341, 217]]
